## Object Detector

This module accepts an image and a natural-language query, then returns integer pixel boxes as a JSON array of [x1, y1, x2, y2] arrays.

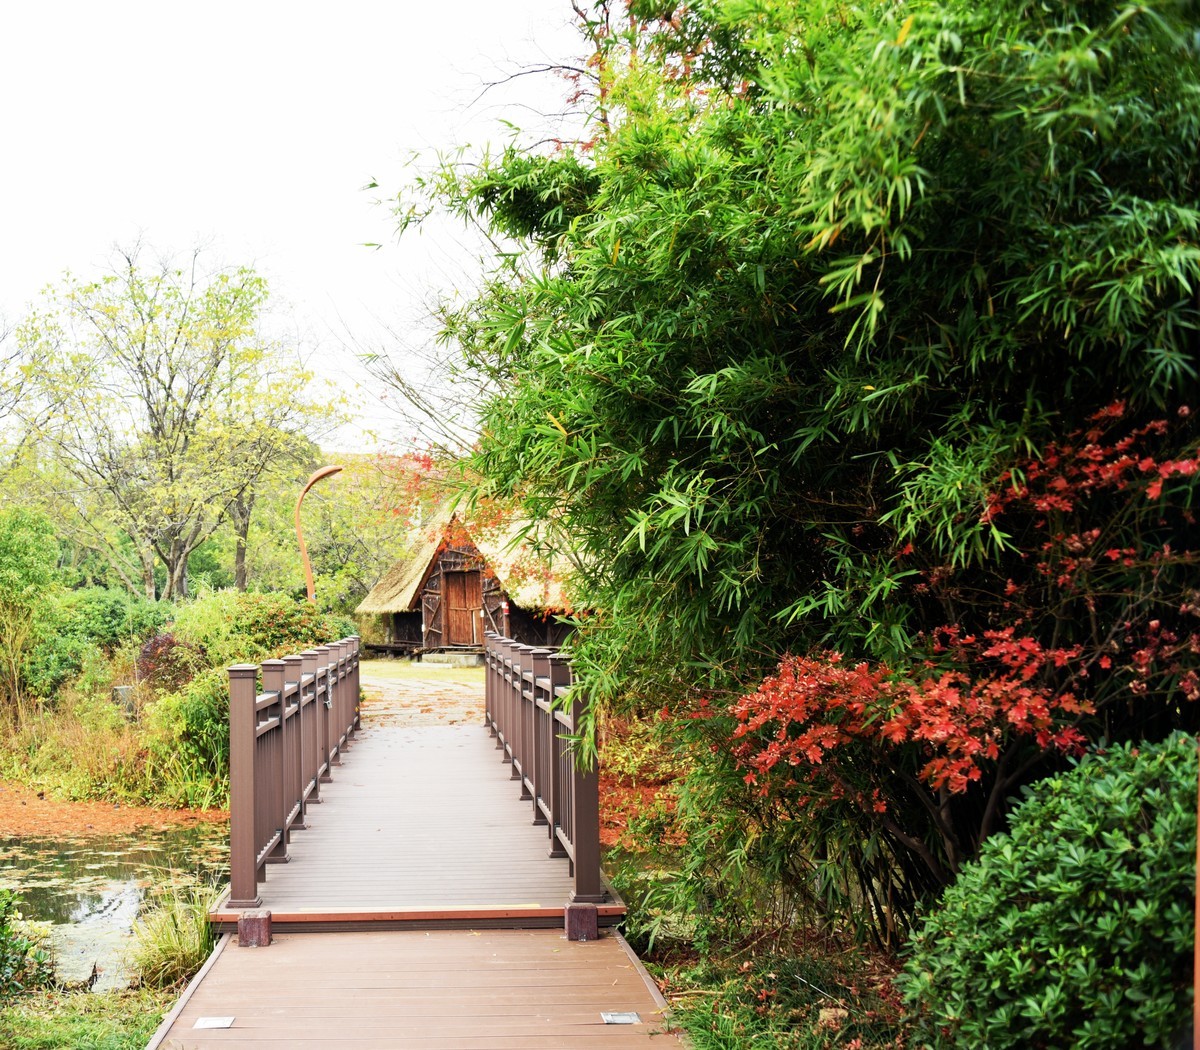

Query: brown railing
[[227, 637, 361, 908], [484, 632, 607, 904]]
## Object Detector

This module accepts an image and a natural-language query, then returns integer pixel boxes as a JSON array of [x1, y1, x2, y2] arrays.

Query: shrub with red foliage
[[697, 403, 1199, 909], [136, 632, 206, 691]]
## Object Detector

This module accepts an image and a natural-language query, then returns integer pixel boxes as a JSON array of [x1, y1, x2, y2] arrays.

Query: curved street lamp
[[295, 464, 344, 604]]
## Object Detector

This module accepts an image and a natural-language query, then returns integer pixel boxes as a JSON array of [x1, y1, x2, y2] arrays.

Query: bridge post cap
[[229, 664, 259, 675], [260, 658, 286, 667]]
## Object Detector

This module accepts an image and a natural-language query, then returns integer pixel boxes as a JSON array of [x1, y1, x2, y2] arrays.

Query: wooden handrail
[[484, 632, 608, 904], [228, 637, 361, 908]]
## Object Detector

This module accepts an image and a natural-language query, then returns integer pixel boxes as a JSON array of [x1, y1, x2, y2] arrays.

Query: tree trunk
[[166, 549, 189, 600], [231, 492, 255, 592], [140, 547, 157, 601]]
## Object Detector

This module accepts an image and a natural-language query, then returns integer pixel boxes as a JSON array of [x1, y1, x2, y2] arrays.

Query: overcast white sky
[[0, 1, 583, 450]]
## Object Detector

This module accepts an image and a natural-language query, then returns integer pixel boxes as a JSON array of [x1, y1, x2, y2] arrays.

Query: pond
[[0, 821, 229, 992]]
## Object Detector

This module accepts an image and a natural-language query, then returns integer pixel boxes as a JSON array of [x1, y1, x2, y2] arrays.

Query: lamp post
[[295, 465, 343, 604]]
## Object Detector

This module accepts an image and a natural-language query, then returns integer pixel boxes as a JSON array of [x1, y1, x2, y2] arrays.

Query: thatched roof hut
[[355, 512, 574, 650]]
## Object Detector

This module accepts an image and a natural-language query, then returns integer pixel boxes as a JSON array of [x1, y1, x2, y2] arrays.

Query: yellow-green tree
[[15, 247, 340, 599]]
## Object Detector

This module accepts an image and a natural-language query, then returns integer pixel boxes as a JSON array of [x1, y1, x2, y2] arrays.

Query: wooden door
[[444, 571, 482, 645]]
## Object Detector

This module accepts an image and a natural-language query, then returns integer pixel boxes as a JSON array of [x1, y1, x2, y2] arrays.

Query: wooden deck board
[[213, 722, 614, 921], [153, 930, 682, 1049]]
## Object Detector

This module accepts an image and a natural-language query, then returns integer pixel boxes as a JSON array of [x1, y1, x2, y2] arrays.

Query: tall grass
[[130, 878, 220, 989]]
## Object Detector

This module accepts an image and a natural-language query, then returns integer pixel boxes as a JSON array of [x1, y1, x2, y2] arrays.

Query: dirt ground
[[0, 783, 227, 838], [357, 657, 485, 726]]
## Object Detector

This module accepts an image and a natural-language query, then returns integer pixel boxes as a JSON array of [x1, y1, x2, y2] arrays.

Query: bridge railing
[[227, 637, 361, 909], [484, 632, 606, 904]]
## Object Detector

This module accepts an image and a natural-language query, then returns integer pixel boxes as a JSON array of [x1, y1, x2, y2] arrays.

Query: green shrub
[[898, 733, 1196, 1049], [0, 892, 51, 1001], [170, 590, 353, 668], [24, 588, 166, 699], [145, 669, 231, 806], [135, 592, 353, 805], [62, 588, 166, 652]]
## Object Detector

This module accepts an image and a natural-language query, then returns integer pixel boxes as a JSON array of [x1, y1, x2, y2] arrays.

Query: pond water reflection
[[0, 821, 228, 991]]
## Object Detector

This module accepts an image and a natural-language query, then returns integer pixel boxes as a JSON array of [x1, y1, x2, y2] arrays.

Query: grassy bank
[[0, 987, 177, 1050]]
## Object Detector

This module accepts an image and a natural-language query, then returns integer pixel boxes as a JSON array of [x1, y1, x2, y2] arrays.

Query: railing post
[[322, 644, 341, 767], [530, 648, 550, 826], [501, 638, 516, 763], [484, 632, 498, 734], [569, 688, 606, 904], [334, 639, 351, 750], [311, 646, 335, 782], [228, 664, 262, 909], [513, 644, 533, 792]]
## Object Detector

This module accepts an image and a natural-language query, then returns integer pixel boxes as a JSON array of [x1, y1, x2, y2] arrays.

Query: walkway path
[[149, 660, 680, 1048]]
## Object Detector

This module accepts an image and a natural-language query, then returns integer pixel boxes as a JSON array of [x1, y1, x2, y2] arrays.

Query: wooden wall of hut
[[386, 612, 422, 647], [507, 605, 573, 649], [419, 540, 505, 648]]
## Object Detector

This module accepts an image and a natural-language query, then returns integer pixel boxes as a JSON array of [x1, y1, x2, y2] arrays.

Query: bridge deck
[[150, 929, 678, 1049], [210, 717, 623, 931]]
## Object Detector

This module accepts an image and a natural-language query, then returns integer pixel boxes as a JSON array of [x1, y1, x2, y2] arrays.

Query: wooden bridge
[[149, 635, 679, 1049]]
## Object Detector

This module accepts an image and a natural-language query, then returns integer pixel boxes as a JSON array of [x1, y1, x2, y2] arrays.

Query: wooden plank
[[157, 930, 682, 1049]]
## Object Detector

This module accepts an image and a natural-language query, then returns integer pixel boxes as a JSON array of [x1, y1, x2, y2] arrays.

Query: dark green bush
[[64, 587, 166, 651], [899, 734, 1196, 1049], [24, 587, 166, 698]]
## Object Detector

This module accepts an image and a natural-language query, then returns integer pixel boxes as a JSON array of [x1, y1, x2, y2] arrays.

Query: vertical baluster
[[301, 650, 322, 801], [283, 653, 306, 826], [547, 654, 571, 857], [262, 660, 288, 862]]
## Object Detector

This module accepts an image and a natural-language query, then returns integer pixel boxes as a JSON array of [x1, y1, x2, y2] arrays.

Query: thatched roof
[[354, 512, 575, 616], [353, 510, 450, 616]]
